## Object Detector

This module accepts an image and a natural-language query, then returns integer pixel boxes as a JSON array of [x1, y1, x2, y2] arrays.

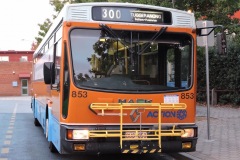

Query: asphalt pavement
[[183, 104, 240, 160]]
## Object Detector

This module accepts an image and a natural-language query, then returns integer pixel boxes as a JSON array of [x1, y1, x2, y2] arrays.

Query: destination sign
[[92, 7, 164, 24]]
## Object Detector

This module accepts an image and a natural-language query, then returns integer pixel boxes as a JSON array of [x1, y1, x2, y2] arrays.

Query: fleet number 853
[[72, 91, 87, 98], [181, 93, 194, 99]]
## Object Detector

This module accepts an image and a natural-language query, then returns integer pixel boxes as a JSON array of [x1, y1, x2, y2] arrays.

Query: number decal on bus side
[[72, 91, 87, 98], [181, 93, 194, 99], [102, 8, 121, 19]]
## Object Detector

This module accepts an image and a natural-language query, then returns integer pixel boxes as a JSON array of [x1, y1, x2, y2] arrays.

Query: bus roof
[[62, 2, 195, 27], [34, 2, 195, 55]]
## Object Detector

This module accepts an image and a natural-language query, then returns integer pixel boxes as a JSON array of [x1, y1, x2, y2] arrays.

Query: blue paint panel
[[31, 98, 38, 119], [33, 99, 46, 130], [33, 98, 61, 152], [48, 107, 61, 152]]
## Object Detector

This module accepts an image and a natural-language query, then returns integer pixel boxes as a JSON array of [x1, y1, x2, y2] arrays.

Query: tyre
[[49, 141, 57, 153], [34, 118, 40, 126]]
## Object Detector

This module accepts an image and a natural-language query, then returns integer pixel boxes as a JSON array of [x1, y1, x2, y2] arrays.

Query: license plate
[[125, 131, 147, 138]]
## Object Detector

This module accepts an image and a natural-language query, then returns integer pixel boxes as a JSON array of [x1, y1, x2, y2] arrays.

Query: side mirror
[[43, 62, 55, 84]]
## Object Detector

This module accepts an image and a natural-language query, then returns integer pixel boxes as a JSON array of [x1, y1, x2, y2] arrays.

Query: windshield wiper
[[99, 23, 134, 54], [138, 27, 167, 55]]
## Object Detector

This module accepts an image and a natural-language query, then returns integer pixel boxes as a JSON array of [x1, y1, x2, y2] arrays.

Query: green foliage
[[35, 0, 66, 46], [173, 0, 240, 34], [50, 0, 65, 13], [172, 0, 240, 105], [35, 18, 52, 45], [197, 34, 240, 105], [73, 0, 108, 2]]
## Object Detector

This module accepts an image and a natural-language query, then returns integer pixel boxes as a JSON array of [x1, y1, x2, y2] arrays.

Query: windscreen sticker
[[164, 95, 179, 103]]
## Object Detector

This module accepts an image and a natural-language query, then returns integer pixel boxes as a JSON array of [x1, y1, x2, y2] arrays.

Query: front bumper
[[60, 124, 198, 154]]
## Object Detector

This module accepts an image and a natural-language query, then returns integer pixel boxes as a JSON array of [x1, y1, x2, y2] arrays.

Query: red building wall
[[0, 51, 34, 96], [0, 50, 33, 62], [232, 10, 240, 19]]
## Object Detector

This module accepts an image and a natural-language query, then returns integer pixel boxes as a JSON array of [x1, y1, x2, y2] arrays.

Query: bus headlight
[[67, 130, 89, 140], [181, 128, 194, 138]]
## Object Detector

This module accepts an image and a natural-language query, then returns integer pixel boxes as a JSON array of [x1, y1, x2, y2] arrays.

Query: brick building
[[0, 51, 33, 96]]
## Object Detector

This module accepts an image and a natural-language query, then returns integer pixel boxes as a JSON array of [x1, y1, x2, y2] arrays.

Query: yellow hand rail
[[89, 102, 187, 152]]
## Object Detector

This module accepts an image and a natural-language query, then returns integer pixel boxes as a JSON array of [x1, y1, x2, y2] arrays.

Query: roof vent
[[68, 7, 90, 21], [175, 15, 192, 26]]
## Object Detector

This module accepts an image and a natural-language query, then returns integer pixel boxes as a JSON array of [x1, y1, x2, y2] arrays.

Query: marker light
[[182, 142, 192, 149], [67, 130, 89, 140], [74, 144, 86, 151], [181, 128, 194, 138]]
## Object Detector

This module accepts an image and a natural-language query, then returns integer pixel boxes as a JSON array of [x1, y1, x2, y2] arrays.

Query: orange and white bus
[[31, 2, 198, 154]]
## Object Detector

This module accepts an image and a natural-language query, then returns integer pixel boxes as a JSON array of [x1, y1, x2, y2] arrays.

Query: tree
[[34, 0, 66, 47], [34, 0, 109, 46], [35, 0, 240, 105], [174, 0, 240, 33], [36, 0, 240, 44], [35, 18, 52, 46], [31, 42, 38, 51], [181, 0, 240, 105], [50, 0, 65, 13]]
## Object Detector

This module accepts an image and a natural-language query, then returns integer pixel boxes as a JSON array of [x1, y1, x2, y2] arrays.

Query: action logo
[[176, 110, 187, 120], [147, 110, 187, 120]]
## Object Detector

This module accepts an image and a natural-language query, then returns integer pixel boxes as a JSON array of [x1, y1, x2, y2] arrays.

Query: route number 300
[[102, 8, 121, 19]]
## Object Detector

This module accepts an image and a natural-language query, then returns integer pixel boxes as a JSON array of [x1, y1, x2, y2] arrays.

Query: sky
[[0, 0, 54, 51]]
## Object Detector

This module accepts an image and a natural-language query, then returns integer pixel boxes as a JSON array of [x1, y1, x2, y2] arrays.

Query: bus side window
[[54, 39, 62, 86]]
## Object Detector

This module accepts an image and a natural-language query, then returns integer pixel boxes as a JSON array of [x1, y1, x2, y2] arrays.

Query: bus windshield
[[70, 27, 193, 92]]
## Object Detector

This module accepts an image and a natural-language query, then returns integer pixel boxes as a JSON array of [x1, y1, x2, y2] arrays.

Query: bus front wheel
[[34, 118, 40, 126], [49, 141, 57, 153]]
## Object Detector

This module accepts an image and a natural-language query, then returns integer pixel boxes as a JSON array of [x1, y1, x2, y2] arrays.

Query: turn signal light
[[182, 142, 192, 149], [74, 144, 85, 151]]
